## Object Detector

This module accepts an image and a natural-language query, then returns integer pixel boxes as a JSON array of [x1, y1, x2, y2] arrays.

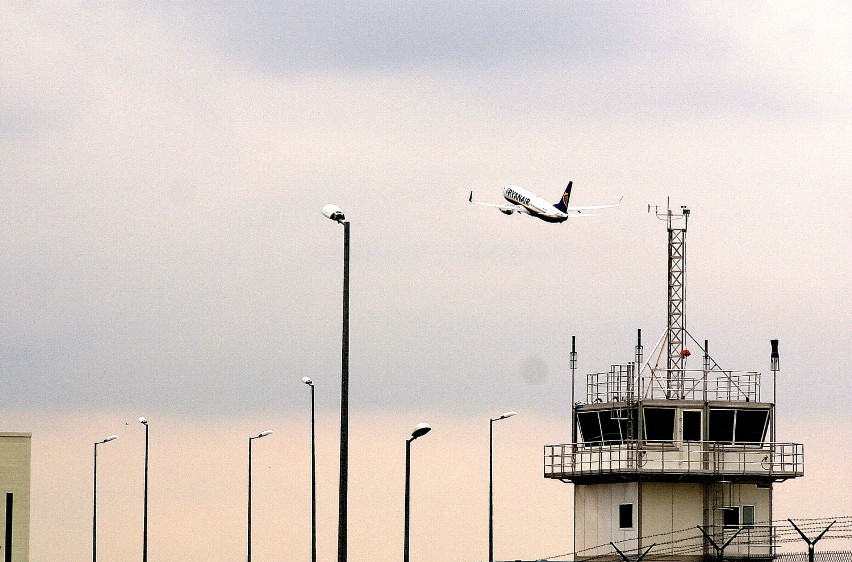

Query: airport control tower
[[544, 204, 804, 561]]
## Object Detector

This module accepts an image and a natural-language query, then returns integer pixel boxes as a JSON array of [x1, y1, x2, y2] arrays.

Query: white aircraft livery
[[468, 181, 622, 223]]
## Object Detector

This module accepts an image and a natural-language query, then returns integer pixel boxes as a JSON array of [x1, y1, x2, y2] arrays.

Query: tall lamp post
[[322, 203, 349, 562], [302, 377, 317, 562], [248, 430, 274, 562], [404, 422, 432, 562], [93, 434, 118, 562], [139, 417, 149, 562], [489, 411, 517, 562]]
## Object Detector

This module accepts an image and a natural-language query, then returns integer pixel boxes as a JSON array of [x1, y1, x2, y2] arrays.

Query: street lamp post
[[248, 430, 274, 562], [322, 203, 349, 562], [404, 422, 432, 562], [302, 377, 317, 562], [93, 434, 118, 562], [139, 417, 149, 562], [489, 411, 517, 562]]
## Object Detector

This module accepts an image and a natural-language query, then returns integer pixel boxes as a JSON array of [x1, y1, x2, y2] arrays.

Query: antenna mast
[[650, 199, 690, 398]]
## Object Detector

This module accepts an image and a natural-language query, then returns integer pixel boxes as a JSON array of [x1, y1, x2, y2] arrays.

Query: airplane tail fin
[[553, 181, 572, 212]]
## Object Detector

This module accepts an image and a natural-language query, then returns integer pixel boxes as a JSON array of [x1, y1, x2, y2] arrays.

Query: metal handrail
[[544, 441, 804, 479], [586, 368, 763, 403]]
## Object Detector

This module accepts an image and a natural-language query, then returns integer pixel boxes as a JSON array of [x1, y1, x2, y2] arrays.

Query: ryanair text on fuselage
[[505, 188, 530, 206]]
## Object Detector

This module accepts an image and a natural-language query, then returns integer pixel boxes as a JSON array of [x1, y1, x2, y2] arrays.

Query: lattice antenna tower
[[649, 199, 690, 398]]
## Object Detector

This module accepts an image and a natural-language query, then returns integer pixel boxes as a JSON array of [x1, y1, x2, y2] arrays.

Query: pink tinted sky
[[9, 409, 850, 561]]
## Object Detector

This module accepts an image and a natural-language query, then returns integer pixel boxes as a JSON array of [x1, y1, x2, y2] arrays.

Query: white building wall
[[0, 433, 31, 562], [639, 482, 704, 557], [574, 482, 639, 557]]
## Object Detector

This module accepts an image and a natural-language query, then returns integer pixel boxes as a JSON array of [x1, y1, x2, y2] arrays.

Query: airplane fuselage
[[502, 185, 568, 223]]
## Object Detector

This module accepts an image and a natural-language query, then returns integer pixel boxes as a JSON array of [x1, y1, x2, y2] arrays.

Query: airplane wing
[[468, 191, 529, 215], [566, 196, 624, 212]]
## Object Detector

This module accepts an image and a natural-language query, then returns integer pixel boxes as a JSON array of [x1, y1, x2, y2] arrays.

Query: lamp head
[[257, 430, 273, 438], [321, 204, 345, 222], [100, 435, 118, 444], [139, 416, 147, 425], [410, 422, 432, 440], [494, 411, 518, 421], [302, 377, 313, 386]]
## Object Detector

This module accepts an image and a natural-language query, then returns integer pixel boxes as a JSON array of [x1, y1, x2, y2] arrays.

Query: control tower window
[[709, 408, 770, 444], [682, 410, 702, 442], [735, 410, 769, 443], [644, 408, 675, 442], [576, 407, 639, 446], [599, 410, 622, 444], [577, 411, 602, 445], [709, 409, 735, 442]]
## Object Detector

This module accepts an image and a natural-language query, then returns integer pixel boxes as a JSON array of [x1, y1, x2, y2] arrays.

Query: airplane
[[468, 181, 622, 223]]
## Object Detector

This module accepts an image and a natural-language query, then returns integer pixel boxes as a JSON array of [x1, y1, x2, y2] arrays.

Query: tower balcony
[[544, 441, 803, 483]]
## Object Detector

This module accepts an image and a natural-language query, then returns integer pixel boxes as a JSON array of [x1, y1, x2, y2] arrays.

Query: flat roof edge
[[0, 432, 33, 438]]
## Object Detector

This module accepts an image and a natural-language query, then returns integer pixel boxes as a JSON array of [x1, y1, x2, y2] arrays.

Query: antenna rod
[[571, 335, 577, 452], [771, 339, 779, 444], [635, 329, 643, 370], [632, 329, 642, 403]]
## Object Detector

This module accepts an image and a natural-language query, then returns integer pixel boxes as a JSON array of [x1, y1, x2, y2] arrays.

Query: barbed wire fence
[[519, 515, 852, 562]]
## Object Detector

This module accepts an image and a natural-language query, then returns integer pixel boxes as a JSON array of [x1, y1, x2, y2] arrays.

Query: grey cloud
[[185, 2, 647, 72], [156, 1, 815, 119]]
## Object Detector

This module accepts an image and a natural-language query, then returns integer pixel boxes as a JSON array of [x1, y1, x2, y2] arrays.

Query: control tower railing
[[586, 366, 762, 403], [544, 441, 803, 481]]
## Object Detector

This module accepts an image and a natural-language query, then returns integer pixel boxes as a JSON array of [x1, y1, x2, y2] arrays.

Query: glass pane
[[599, 410, 622, 444], [735, 410, 769, 443], [683, 410, 702, 441], [577, 411, 602, 445], [644, 408, 675, 442], [723, 507, 740, 527], [742, 505, 755, 526], [619, 504, 633, 529], [709, 409, 735, 442]]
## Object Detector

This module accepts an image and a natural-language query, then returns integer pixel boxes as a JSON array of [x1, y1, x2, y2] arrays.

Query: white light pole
[[322, 203, 350, 562], [248, 430, 273, 562], [93, 435, 118, 562], [404, 422, 432, 562], [489, 411, 517, 562], [302, 377, 317, 562]]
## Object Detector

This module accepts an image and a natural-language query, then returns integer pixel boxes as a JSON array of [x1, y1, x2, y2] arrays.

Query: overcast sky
[[2, 2, 850, 560]]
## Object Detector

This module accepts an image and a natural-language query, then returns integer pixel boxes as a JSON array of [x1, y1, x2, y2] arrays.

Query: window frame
[[723, 506, 740, 528], [619, 503, 634, 529], [681, 409, 703, 442], [742, 505, 755, 527], [643, 407, 676, 443]]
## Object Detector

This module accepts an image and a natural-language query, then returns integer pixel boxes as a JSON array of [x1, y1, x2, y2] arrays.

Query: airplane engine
[[500, 208, 514, 215]]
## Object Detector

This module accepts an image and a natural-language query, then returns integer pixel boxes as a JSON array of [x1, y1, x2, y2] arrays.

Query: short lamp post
[[322, 203, 350, 562], [489, 411, 517, 562], [404, 422, 432, 562], [248, 430, 274, 562], [93, 434, 118, 562], [302, 377, 317, 562]]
